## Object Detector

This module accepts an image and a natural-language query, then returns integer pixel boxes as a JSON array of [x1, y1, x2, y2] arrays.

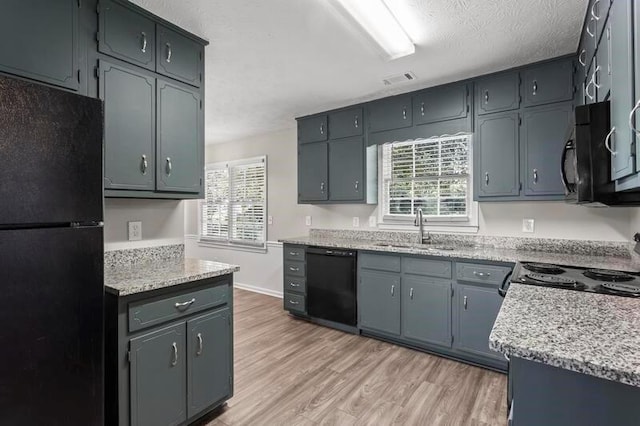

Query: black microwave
[[562, 101, 640, 206]]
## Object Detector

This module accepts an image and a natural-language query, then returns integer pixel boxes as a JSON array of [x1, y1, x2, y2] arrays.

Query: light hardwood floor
[[198, 289, 507, 426]]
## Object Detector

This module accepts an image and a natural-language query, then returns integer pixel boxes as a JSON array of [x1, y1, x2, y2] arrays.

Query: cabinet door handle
[[593, 66, 602, 89], [532, 80, 538, 96], [604, 127, 617, 156], [196, 333, 203, 356], [484, 90, 489, 104], [166, 43, 172, 63], [586, 17, 595, 37], [391, 285, 395, 296], [354, 180, 359, 191], [354, 115, 359, 128], [320, 182, 325, 193], [463, 295, 468, 310], [533, 169, 538, 184], [175, 298, 196, 309], [165, 157, 172, 175], [289, 282, 300, 287], [484, 172, 489, 185], [402, 107, 407, 120], [585, 77, 596, 101], [578, 49, 587, 67], [473, 271, 491, 278], [288, 266, 300, 272], [591, 0, 601, 20], [410, 287, 414, 300], [629, 99, 640, 135], [171, 342, 178, 366], [289, 300, 300, 305], [420, 102, 425, 116], [141, 32, 147, 53], [288, 251, 299, 256], [320, 123, 324, 135], [140, 154, 148, 175]]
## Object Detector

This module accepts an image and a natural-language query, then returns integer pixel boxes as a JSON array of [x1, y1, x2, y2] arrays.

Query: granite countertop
[[280, 236, 639, 272], [490, 283, 640, 387], [105, 257, 240, 296]]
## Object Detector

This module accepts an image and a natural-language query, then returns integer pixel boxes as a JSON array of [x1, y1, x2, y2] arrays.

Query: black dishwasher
[[306, 247, 357, 326]]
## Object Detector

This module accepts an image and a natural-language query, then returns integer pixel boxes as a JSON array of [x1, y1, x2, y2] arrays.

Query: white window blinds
[[382, 135, 471, 219], [201, 156, 266, 247]]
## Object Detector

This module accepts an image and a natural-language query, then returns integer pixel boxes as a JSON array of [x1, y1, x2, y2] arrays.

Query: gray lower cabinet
[[298, 142, 329, 201], [521, 102, 573, 196], [456, 284, 504, 361], [283, 244, 307, 314], [402, 276, 451, 347], [328, 137, 364, 201], [475, 72, 520, 115], [100, 61, 156, 190], [156, 25, 203, 88], [0, 0, 79, 91], [359, 269, 401, 336], [475, 112, 520, 198], [156, 79, 203, 193], [130, 323, 187, 426]]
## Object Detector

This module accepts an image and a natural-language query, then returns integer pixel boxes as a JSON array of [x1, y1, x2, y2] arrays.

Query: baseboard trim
[[234, 282, 283, 299]]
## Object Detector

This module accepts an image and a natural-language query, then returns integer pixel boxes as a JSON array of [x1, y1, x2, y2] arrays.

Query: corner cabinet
[[106, 276, 233, 426]]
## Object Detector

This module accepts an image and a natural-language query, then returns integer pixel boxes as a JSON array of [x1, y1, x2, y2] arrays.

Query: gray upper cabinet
[[359, 269, 401, 336], [522, 60, 573, 107], [329, 107, 363, 139], [187, 308, 231, 419], [476, 112, 520, 198], [298, 115, 328, 143], [476, 72, 520, 115], [578, 24, 595, 76], [99, 0, 156, 71], [596, 22, 611, 102], [413, 83, 468, 125], [456, 284, 504, 361], [368, 94, 412, 133], [100, 61, 155, 191], [402, 276, 451, 348], [0, 0, 79, 91], [130, 323, 187, 426], [156, 25, 203, 88], [522, 102, 573, 196], [156, 80, 203, 193], [609, 0, 635, 180], [298, 142, 329, 201], [329, 137, 364, 201]]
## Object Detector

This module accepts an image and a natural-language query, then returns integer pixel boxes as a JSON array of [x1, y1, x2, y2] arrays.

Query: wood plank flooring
[[198, 289, 507, 426]]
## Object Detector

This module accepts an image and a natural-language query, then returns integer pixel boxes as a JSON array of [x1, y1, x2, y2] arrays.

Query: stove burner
[[600, 282, 640, 296], [524, 273, 586, 290], [583, 269, 635, 282], [521, 262, 566, 275]]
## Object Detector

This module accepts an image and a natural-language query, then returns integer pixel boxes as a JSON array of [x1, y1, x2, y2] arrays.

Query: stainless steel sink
[[372, 242, 415, 249]]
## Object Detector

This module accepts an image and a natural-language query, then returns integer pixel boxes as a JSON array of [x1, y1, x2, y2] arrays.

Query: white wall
[[104, 199, 185, 251]]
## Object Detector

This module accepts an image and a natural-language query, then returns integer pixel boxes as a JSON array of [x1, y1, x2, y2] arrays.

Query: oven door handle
[[499, 272, 512, 298], [560, 139, 573, 194]]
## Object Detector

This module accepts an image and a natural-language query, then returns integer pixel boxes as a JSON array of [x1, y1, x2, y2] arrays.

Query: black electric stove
[[510, 261, 640, 298]]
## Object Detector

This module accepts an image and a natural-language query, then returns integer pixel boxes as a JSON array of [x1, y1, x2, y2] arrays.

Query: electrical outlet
[[369, 216, 377, 227], [522, 219, 535, 233], [352, 217, 360, 227], [268, 215, 273, 225], [305, 216, 312, 226], [128, 221, 142, 241]]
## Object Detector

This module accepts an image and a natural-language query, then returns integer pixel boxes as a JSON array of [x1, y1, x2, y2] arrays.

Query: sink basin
[[372, 242, 414, 249]]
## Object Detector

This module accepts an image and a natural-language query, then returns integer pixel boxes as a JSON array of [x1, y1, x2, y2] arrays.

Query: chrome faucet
[[414, 208, 430, 244]]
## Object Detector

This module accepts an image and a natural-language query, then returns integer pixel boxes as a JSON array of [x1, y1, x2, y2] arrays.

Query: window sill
[[197, 238, 267, 253]]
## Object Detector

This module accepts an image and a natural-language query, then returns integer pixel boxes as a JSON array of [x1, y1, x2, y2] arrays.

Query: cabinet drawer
[[413, 83, 468, 125], [368, 94, 412, 133], [284, 276, 306, 294], [522, 60, 573, 107], [128, 284, 229, 332], [298, 115, 328, 143], [402, 257, 452, 279], [284, 260, 305, 277], [156, 25, 203, 87], [329, 107, 363, 139], [456, 262, 512, 286], [359, 253, 401, 272], [475, 72, 520, 115], [284, 292, 305, 313], [284, 245, 306, 261], [99, 0, 156, 70]]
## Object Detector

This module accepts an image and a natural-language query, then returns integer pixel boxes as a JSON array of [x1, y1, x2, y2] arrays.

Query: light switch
[[268, 215, 273, 225], [128, 221, 142, 241], [522, 219, 535, 233]]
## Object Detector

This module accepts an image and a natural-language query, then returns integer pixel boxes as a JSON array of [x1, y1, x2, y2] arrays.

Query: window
[[200, 156, 267, 248], [381, 134, 473, 224]]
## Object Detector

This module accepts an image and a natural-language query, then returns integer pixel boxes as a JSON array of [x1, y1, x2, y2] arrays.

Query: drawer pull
[[289, 266, 300, 272], [175, 298, 196, 309], [289, 251, 299, 256], [402, 107, 407, 120], [532, 80, 538, 96], [171, 342, 178, 366], [140, 32, 147, 53], [354, 115, 359, 128], [140, 154, 148, 175], [196, 333, 203, 356], [166, 42, 172, 63], [464, 295, 468, 310], [473, 271, 491, 278], [289, 300, 300, 305], [391, 284, 395, 296], [289, 282, 300, 287], [410, 287, 414, 300]]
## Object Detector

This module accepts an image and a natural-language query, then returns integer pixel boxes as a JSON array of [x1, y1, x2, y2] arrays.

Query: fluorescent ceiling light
[[332, 0, 415, 61]]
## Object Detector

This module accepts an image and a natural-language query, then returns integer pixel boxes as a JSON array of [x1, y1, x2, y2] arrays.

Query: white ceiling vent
[[382, 71, 417, 86]]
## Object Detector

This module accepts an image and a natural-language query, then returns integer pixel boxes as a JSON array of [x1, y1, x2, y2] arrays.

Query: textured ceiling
[[130, 0, 588, 144]]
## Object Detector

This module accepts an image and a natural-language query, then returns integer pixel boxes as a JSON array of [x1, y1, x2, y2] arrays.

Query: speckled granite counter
[[489, 283, 640, 387], [279, 235, 640, 272]]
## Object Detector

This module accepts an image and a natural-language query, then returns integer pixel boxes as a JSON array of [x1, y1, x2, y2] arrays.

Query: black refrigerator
[[0, 75, 104, 425]]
